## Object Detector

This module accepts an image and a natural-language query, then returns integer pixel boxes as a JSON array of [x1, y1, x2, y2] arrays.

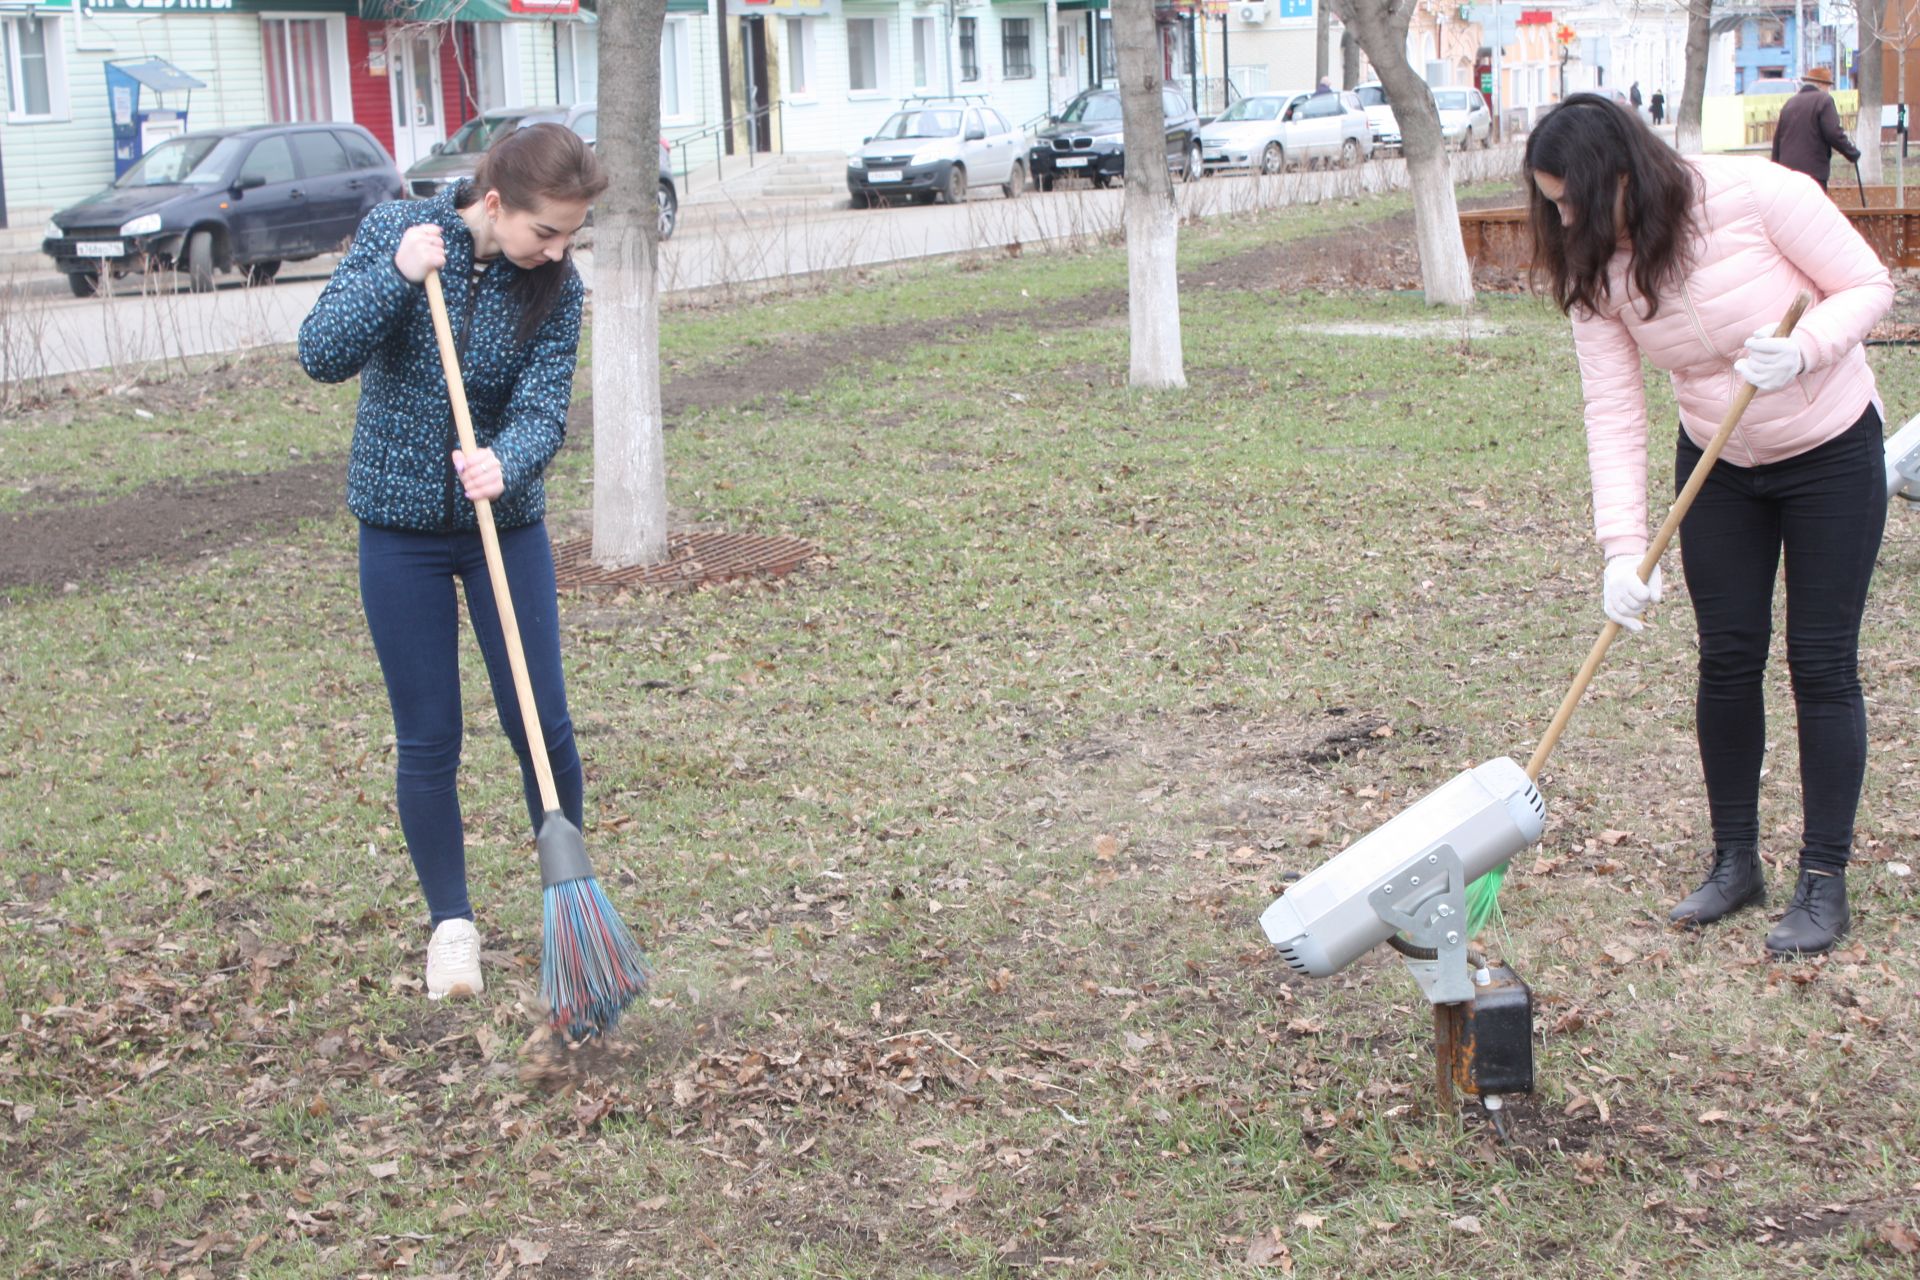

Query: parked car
[[405, 104, 678, 240], [42, 122, 403, 297], [847, 97, 1030, 205], [1028, 87, 1203, 191], [1199, 89, 1373, 173], [1354, 82, 1400, 152], [1434, 87, 1494, 149]]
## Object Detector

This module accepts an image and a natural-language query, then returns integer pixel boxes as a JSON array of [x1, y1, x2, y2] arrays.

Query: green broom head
[[1465, 861, 1507, 938], [535, 813, 650, 1040]]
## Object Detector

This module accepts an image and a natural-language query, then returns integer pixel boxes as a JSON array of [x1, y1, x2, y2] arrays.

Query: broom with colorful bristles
[[1463, 291, 1813, 939], [424, 270, 649, 1040]]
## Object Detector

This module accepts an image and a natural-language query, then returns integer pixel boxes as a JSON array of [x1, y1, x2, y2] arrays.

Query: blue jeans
[[1676, 404, 1887, 871], [359, 520, 584, 925]]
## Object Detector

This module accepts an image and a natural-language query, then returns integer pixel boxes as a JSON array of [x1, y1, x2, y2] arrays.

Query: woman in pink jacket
[[1526, 94, 1892, 955]]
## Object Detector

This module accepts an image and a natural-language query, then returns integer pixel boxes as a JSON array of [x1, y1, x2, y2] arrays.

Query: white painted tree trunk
[[1675, 0, 1711, 156], [1333, 0, 1472, 307], [1856, 0, 1885, 184], [1112, 0, 1185, 389], [591, 0, 670, 567]]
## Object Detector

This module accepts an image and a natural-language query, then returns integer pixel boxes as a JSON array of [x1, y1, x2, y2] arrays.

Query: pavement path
[[4, 149, 1521, 381]]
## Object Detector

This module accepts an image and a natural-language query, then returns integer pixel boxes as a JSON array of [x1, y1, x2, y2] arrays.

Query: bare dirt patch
[[0, 460, 342, 596]]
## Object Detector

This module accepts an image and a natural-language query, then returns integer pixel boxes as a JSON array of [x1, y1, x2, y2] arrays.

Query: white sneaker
[[426, 919, 484, 1000]]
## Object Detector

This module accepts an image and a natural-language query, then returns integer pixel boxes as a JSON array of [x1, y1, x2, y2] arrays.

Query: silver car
[[1434, 87, 1493, 149], [1199, 89, 1373, 174], [847, 97, 1029, 205]]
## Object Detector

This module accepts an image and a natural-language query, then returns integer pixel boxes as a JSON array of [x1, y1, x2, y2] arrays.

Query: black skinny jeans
[[1675, 403, 1887, 871]]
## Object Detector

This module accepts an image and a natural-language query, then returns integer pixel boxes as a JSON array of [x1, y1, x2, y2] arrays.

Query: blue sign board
[[1279, 0, 1314, 17]]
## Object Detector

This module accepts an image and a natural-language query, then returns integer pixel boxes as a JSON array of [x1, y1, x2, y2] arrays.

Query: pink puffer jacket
[[1572, 154, 1893, 559]]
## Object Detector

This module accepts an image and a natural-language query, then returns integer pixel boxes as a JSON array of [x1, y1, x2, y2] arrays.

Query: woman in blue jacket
[[299, 124, 606, 1000]]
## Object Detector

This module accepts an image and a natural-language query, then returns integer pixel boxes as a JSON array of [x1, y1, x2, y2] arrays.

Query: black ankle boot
[[1765, 869, 1850, 956], [1669, 846, 1766, 926]]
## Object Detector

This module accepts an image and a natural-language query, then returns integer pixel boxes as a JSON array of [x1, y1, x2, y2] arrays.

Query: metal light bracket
[[1367, 843, 1473, 1005]]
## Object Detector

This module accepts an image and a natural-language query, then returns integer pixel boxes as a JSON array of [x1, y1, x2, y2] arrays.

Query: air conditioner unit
[[1238, 0, 1270, 23]]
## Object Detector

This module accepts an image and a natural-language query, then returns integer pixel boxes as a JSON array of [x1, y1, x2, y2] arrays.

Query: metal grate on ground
[[550, 530, 820, 590]]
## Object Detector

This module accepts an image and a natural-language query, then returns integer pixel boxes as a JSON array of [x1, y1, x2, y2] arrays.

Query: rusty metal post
[[1433, 1002, 1462, 1112]]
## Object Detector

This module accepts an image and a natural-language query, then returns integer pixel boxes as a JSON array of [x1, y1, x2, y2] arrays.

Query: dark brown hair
[[456, 122, 607, 343], [1524, 93, 1697, 319]]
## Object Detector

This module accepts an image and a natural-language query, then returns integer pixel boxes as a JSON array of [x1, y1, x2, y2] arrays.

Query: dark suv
[[1029, 88, 1203, 191], [42, 122, 403, 297]]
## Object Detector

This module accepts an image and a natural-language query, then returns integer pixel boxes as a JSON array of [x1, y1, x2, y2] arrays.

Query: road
[[5, 149, 1519, 380]]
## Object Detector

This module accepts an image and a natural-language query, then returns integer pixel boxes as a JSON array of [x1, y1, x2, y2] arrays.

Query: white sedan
[[1199, 90, 1373, 174], [1434, 87, 1493, 149]]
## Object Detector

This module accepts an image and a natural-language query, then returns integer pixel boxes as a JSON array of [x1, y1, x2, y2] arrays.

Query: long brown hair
[[455, 122, 608, 343], [1524, 93, 1697, 319]]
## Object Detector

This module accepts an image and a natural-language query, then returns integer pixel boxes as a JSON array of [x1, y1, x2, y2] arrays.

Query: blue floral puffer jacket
[[299, 182, 583, 533]]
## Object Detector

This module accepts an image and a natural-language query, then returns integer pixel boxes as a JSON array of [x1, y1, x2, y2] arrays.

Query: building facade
[[0, 0, 592, 224]]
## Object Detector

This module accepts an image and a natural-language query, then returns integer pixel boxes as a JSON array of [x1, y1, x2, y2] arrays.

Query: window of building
[[555, 23, 597, 105], [960, 17, 979, 82], [913, 16, 936, 90], [1002, 18, 1033, 80], [473, 23, 515, 112], [784, 16, 815, 96], [1096, 15, 1116, 83], [662, 17, 692, 119], [262, 17, 338, 122], [4, 13, 67, 122], [848, 18, 888, 94]]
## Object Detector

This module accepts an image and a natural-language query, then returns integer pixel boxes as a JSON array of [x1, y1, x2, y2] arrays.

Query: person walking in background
[[1525, 95, 1892, 957], [1314, 77, 1334, 96], [1772, 67, 1861, 191], [1629, 81, 1643, 115], [1650, 88, 1666, 125]]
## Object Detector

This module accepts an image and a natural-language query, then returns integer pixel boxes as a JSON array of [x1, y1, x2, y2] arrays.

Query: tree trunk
[[1333, 0, 1471, 306], [1317, 0, 1331, 83], [1675, 0, 1712, 156], [1856, 0, 1885, 184], [591, 0, 670, 566], [1341, 27, 1361, 90], [1113, 0, 1185, 389]]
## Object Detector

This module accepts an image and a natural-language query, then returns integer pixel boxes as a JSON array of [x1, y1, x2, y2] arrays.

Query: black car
[[1029, 88, 1203, 191], [43, 122, 404, 297]]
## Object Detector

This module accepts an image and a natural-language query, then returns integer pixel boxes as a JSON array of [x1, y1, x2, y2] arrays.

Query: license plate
[[76, 240, 126, 258], [1056, 156, 1089, 168], [868, 170, 903, 183]]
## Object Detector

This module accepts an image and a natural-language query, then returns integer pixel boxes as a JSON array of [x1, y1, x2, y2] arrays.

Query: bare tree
[[1858, 0, 1920, 198], [1331, 0, 1472, 306], [591, 0, 670, 566], [1113, 0, 1185, 389], [1675, 0, 1712, 155]]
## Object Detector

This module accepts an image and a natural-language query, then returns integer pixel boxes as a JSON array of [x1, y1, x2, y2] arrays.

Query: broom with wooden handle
[[423, 268, 649, 1039], [1464, 290, 1814, 935]]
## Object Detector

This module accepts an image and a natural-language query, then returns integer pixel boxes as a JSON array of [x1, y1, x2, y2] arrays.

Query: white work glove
[[1733, 324, 1804, 392], [1603, 554, 1662, 632]]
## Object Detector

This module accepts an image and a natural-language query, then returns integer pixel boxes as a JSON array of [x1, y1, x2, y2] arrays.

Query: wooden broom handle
[[1526, 289, 1812, 781], [424, 270, 561, 815]]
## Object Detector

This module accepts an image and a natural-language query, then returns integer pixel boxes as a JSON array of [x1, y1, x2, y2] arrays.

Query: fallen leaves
[[1244, 1226, 1293, 1270], [1878, 1219, 1920, 1256], [507, 1238, 550, 1267]]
